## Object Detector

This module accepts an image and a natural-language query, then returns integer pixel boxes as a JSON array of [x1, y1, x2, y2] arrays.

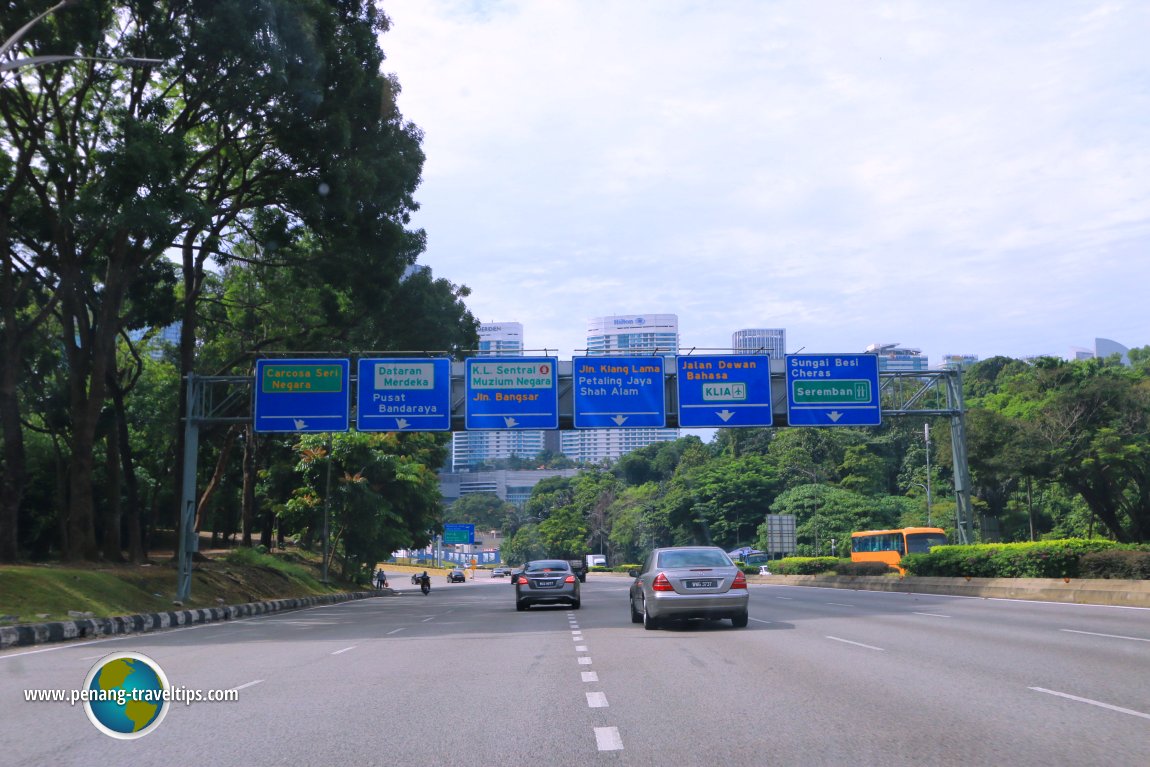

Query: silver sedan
[[629, 546, 749, 629]]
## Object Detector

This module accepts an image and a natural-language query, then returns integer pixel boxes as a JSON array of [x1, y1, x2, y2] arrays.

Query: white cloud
[[381, 0, 1150, 361]]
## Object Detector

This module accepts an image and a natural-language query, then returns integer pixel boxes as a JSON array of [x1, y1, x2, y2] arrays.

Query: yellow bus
[[850, 527, 948, 574]]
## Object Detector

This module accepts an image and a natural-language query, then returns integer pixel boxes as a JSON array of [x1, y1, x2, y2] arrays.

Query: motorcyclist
[[419, 570, 431, 594]]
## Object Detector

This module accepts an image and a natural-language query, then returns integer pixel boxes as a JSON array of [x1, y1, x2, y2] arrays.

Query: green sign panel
[[260, 363, 344, 393], [791, 380, 872, 404], [444, 523, 475, 544]]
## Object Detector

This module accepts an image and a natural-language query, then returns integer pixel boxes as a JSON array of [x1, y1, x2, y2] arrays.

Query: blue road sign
[[785, 354, 881, 426], [356, 358, 451, 432], [572, 356, 665, 428], [464, 357, 559, 430], [676, 355, 773, 428], [254, 359, 350, 433]]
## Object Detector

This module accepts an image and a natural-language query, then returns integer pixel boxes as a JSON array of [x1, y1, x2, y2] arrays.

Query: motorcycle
[[419, 575, 431, 595]]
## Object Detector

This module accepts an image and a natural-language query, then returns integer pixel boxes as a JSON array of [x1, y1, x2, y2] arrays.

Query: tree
[[537, 506, 588, 560], [762, 485, 909, 557], [1029, 362, 1150, 542], [287, 430, 446, 577], [1, 2, 457, 561], [447, 493, 513, 532]]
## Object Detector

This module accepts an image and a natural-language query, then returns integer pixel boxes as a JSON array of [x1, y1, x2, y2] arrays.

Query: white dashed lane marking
[[595, 726, 624, 751], [586, 692, 608, 708]]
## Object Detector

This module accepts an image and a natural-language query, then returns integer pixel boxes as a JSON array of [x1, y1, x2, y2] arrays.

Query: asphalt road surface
[[3, 576, 1148, 765]]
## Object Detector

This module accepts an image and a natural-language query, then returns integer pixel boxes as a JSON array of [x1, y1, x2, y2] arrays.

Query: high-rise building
[[937, 353, 979, 370], [451, 322, 547, 471], [476, 322, 524, 355], [865, 343, 929, 372], [561, 314, 680, 464], [732, 328, 786, 359], [585, 314, 679, 354], [1068, 338, 1131, 365], [1093, 338, 1131, 366]]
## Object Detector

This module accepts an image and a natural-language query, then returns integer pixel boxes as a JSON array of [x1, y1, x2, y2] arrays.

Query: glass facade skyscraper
[[732, 328, 786, 359]]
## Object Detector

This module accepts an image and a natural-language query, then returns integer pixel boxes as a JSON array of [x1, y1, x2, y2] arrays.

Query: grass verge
[[0, 547, 356, 625]]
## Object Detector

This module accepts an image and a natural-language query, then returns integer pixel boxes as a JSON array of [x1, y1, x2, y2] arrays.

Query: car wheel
[[731, 612, 749, 628], [571, 599, 581, 610], [630, 597, 643, 624], [516, 601, 527, 611], [642, 600, 660, 631]]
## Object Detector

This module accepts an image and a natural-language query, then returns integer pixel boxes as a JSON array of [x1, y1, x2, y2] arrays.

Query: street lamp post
[[924, 424, 932, 527], [911, 482, 930, 527]]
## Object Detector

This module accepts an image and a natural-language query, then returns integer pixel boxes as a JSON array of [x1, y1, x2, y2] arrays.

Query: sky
[[377, 0, 1148, 366]]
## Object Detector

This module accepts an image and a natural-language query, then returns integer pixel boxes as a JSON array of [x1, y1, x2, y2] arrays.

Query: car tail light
[[565, 575, 576, 583], [652, 573, 674, 592], [731, 571, 747, 589]]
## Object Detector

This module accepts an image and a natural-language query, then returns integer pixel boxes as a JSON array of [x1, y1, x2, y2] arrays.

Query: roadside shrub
[[1079, 549, 1150, 579], [775, 556, 838, 575], [739, 564, 760, 575], [902, 540, 1122, 578], [835, 560, 895, 576]]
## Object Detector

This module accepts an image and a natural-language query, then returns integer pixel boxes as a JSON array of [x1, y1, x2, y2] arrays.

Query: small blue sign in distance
[[676, 354, 773, 428], [572, 356, 666, 428], [444, 523, 475, 545], [785, 353, 881, 426], [254, 358, 350, 433], [464, 357, 559, 430], [356, 358, 451, 432]]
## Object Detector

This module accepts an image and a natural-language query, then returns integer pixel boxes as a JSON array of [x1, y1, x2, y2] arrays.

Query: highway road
[[3, 575, 1148, 765]]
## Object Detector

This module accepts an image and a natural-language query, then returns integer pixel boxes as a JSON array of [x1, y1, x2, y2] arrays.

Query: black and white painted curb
[[0, 591, 381, 650]]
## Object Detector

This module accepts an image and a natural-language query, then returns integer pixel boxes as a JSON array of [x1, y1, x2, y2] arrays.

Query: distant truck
[[586, 554, 607, 569]]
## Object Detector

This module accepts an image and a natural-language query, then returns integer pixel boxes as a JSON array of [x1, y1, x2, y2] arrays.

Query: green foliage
[[447, 493, 514, 531], [775, 557, 839, 575], [760, 484, 909, 557], [966, 357, 1150, 544], [287, 431, 445, 578]]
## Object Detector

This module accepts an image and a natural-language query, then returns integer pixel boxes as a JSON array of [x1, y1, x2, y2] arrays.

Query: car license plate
[[686, 579, 717, 588], [536, 580, 555, 587]]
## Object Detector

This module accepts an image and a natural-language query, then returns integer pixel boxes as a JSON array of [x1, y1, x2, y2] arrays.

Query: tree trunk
[[0, 359, 25, 561], [101, 416, 124, 562], [110, 381, 144, 562], [195, 426, 237, 533], [241, 427, 256, 547]]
